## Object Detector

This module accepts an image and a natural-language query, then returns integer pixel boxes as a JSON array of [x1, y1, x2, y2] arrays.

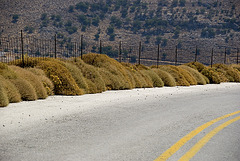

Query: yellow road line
[[179, 115, 240, 161], [154, 110, 240, 161]]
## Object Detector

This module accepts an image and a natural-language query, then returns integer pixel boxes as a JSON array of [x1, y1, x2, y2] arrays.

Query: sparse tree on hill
[[12, 14, 19, 23]]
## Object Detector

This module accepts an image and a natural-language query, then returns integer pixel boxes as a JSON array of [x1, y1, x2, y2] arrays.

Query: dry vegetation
[[1, 54, 240, 107]]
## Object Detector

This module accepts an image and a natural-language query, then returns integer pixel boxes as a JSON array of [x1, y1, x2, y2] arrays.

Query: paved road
[[0, 83, 240, 161]]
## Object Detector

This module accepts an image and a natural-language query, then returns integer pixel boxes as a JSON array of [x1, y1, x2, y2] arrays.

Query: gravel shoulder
[[0, 83, 240, 161]]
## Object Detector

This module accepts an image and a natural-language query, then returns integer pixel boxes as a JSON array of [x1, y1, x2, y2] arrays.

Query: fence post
[[99, 39, 102, 54], [81, 35, 83, 59], [237, 48, 239, 65], [21, 30, 25, 67], [195, 46, 198, 62], [157, 44, 160, 68], [224, 47, 227, 64], [54, 34, 57, 59], [119, 41, 122, 63], [138, 41, 141, 65], [175, 45, 178, 66], [211, 48, 214, 68]]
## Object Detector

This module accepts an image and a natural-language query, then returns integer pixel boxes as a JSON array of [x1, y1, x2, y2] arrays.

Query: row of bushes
[[1, 53, 240, 107]]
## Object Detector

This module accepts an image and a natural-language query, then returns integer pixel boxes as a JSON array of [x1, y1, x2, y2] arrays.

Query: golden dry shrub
[[152, 69, 176, 87], [213, 64, 240, 82], [179, 65, 207, 85], [0, 79, 9, 107], [158, 65, 190, 86], [121, 63, 144, 88], [134, 64, 155, 87], [0, 62, 37, 101], [140, 70, 164, 87], [201, 67, 222, 84], [37, 60, 83, 95], [63, 62, 89, 93], [10, 66, 48, 99], [185, 62, 206, 72], [82, 54, 133, 89], [98, 68, 123, 90], [84, 78, 98, 94], [171, 66, 197, 85], [10, 77, 38, 101], [0, 62, 18, 79], [0, 76, 21, 103], [231, 64, 240, 73], [71, 58, 106, 93], [27, 68, 54, 96]]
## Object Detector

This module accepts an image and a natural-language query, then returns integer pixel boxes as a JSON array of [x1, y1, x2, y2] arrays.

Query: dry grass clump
[[231, 64, 240, 72], [140, 70, 164, 87], [71, 58, 106, 93], [152, 68, 176, 87], [158, 65, 190, 86], [0, 79, 9, 107], [98, 68, 123, 90], [11, 77, 38, 101], [37, 60, 83, 95], [0, 76, 21, 103], [171, 66, 197, 85], [0, 62, 18, 79], [121, 63, 146, 88], [185, 62, 206, 72], [212, 64, 240, 82], [179, 65, 207, 85], [82, 54, 133, 89], [185, 62, 224, 84], [1, 62, 37, 101], [27, 68, 54, 96], [10, 66, 48, 99], [63, 62, 89, 93]]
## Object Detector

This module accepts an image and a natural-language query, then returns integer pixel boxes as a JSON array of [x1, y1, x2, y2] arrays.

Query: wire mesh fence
[[0, 31, 239, 67]]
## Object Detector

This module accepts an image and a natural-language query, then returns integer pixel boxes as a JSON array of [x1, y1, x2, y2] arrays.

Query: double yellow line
[[154, 110, 240, 161]]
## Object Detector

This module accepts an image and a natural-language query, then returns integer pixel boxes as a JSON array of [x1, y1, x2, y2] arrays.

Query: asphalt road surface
[[1, 83, 240, 161]]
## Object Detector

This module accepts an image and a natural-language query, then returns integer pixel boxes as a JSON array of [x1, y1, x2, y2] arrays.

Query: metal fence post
[[195, 46, 198, 62], [138, 41, 141, 65], [157, 44, 160, 68], [99, 39, 102, 54], [211, 48, 214, 68], [224, 47, 227, 64], [175, 45, 178, 66], [54, 34, 57, 59], [81, 35, 83, 59], [119, 41, 122, 63], [21, 30, 25, 67], [237, 48, 239, 65]]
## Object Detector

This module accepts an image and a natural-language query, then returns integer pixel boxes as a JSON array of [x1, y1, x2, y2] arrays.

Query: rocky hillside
[[1, 0, 240, 64]]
